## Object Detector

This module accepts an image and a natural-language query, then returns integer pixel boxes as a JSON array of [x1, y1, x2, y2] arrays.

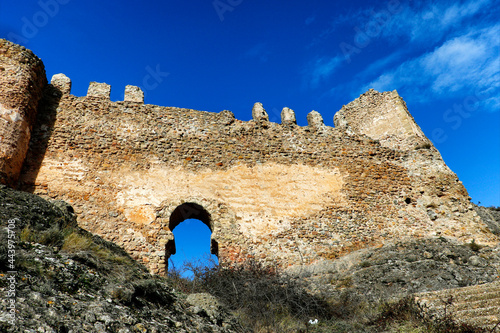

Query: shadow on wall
[[165, 202, 219, 272], [18, 83, 62, 192]]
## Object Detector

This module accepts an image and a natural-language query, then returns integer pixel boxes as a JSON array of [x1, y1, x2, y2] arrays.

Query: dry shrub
[[372, 297, 491, 333], [168, 257, 337, 332]]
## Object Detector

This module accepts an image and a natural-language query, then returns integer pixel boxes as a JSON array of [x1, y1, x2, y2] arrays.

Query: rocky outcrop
[[288, 237, 500, 301], [474, 205, 500, 235]]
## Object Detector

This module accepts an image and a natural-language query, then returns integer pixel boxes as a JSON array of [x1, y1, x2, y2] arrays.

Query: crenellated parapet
[[47, 73, 338, 131], [50, 74, 145, 104]]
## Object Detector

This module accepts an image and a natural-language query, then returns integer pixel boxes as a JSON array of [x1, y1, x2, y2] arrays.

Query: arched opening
[[165, 202, 219, 276], [168, 219, 218, 277]]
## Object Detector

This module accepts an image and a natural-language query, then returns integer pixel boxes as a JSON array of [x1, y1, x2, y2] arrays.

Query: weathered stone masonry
[[1, 39, 497, 275], [0, 40, 46, 186]]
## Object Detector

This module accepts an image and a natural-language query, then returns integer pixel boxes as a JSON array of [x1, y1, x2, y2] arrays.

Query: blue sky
[[167, 219, 218, 276], [2, 0, 499, 271]]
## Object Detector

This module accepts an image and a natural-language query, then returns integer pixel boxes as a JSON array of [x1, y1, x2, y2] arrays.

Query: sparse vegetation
[[168, 257, 341, 332], [20, 223, 67, 247], [359, 260, 371, 268], [371, 297, 492, 333], [167, 257, 496, 332]]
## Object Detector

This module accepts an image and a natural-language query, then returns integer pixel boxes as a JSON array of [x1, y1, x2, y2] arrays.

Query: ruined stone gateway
[[1, 39, 497, 275]]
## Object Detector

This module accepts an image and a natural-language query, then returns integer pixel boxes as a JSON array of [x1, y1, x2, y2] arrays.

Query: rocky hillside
[[475, 205, 500, 235], [290, 237, 500, 299], [0, 185, 242, 332], [286, 225, 500, 330]]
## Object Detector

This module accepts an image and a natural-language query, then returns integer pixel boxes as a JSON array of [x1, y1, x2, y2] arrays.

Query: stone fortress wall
[[1, 39, 497, 275], [0, 40, 46, 186]]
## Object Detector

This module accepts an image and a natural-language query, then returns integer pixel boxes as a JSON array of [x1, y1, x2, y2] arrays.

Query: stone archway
[[158, 197, 236, 273], [165, 202, 219, 269]]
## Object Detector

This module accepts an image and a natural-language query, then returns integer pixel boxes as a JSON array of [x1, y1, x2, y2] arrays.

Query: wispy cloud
[[321, 0, 493, 44], [303, 56, 343, 89], [382, 0, 494, 43], [311, 0, 494, 57], [244, 43, 271, 63], [304, 0, 499, 114], [362, 24, 500, 110], [305, 15, 316, 26]]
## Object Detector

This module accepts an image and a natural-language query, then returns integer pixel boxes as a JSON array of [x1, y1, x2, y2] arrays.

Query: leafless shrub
[[167, 257, 337, 331]]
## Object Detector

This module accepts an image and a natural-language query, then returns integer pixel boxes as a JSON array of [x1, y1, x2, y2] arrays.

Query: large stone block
[[124, 85, 144, 103], [87, 82, 111, 99]]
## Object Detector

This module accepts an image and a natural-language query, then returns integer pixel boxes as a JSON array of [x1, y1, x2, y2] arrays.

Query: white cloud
[[306, 0, 499, 110], [441, 0, 489, 28], [362, 24, 500, 110], [305, 56, 343, 89], [315, 0, 494, 52], [382, 0, 493, 43]]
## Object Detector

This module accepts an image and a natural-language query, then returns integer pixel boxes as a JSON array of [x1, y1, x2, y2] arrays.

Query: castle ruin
[[1, 39, 497, 275]]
